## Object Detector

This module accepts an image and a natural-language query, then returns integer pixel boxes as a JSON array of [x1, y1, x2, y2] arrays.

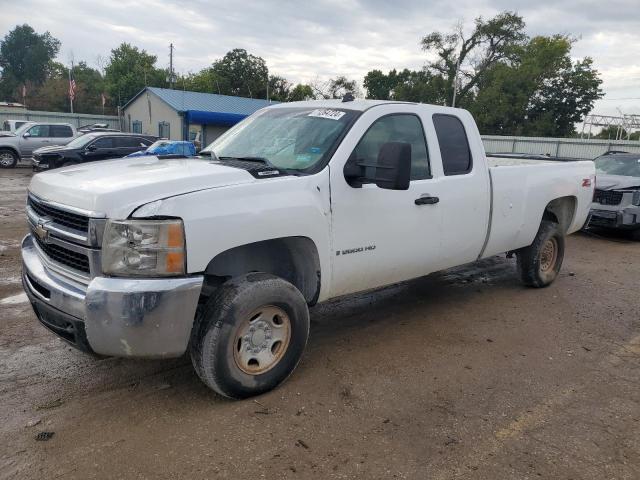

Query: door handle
[[415, 195, 439, 205]]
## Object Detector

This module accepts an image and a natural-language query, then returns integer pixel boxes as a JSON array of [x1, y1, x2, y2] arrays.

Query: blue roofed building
[[122, 87, 277, 148]]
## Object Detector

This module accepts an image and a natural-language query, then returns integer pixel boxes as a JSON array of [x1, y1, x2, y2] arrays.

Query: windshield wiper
[[215, 155, 302, 176], [218, 156, 272, 165]]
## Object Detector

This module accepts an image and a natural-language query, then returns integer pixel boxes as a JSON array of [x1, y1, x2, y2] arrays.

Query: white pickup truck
[[21, 100, 595, 398]]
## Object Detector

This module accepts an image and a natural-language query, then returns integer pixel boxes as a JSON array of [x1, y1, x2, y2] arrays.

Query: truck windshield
[[595, 156, 640, 177], [201, 107, 358, 172]]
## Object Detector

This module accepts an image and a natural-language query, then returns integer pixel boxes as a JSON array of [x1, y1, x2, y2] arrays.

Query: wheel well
[[543, 196, 577, 233], [0, 147, 19, 157], [203, 237, 321, 305]]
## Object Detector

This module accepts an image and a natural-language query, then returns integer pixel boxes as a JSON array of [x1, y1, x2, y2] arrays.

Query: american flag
[[69, 72, 76, 102]]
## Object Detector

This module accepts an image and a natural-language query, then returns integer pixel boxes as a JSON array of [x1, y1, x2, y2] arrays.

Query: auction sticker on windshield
[[308, 109, 346, 120]]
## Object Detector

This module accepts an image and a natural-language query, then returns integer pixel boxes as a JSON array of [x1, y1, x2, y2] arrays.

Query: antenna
[[167, 43, 177, 89]]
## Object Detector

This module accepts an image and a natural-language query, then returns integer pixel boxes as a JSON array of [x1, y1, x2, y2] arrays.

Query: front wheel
[[0, 149, 17, 168], [190, 273, 310, 399], [516, 220, 565, 288]]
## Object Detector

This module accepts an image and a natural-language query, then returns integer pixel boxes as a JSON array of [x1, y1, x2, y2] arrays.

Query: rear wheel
[[0, 149, 17, 168], [516, 220, 565, 288], [190, 273, 310, 399]]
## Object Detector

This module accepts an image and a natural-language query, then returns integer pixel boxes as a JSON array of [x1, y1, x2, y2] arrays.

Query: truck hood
[[596, 174, 640, 190], [29, 156, 256, 217]]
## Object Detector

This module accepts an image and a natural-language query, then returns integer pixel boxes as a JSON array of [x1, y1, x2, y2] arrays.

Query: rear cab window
[[433, 114, 472, 175]]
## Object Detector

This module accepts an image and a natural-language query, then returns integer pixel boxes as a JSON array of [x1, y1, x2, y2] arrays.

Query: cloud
[[1, 0, 638, 115]]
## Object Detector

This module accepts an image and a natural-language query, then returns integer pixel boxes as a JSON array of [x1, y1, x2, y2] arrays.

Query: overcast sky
[[2, 0, 639, 119]]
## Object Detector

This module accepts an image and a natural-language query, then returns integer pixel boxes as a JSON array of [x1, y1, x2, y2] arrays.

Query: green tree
[[104, 43, 165, 106], [288, 84, 313, 101], [0, 24, 60, 100], [470, 35, 603, 136], [421, 11, 526, 107], [267, 75, 291, 101], [211, 48, 269, 98]]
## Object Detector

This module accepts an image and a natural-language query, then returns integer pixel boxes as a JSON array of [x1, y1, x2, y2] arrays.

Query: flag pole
[[68, 61, 74, 114]]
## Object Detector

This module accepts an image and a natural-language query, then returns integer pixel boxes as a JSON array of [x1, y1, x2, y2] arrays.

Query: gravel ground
[[1, 168, 639, 479]]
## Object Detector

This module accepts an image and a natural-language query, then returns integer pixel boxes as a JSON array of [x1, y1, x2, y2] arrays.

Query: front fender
[[140, 169, 334, 301]]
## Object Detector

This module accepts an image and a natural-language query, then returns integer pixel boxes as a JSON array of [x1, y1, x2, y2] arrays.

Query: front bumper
[[589, 205, 640, 229], [31, 156, 52, 171], [21, 234, 203, 358]]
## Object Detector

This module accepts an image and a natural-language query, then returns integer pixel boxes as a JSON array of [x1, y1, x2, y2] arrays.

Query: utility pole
[[167, 43, 176, 89], [68, 60, 74, 114]]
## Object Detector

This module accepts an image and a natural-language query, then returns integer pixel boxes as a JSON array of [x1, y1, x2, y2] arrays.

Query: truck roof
[[268, 99, 419, 112]]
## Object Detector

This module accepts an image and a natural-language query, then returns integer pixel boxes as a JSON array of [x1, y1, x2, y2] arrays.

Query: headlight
[[102, 219, 186, 277], [632, 190, 640, 206]]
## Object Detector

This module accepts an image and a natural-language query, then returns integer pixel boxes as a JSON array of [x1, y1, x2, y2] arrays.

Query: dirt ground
[[1, 167, 639, 480]]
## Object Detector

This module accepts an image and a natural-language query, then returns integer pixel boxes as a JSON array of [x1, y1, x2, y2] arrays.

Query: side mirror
[[22, 132, 31, 138], [86, 145, 97, 152], [344, 142, 412, 191]]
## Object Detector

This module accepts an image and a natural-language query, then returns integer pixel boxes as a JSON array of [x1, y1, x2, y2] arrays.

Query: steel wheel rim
[[0, 153, 14, 166], [233, 305, 292, 375], [540, 237, 558, 272]]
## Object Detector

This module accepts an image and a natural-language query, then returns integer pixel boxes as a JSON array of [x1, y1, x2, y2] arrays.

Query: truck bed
[[481, 156, 594, 259]]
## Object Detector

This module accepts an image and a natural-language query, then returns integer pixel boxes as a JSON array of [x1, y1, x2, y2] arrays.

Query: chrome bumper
[[22, 235, 203, 358]]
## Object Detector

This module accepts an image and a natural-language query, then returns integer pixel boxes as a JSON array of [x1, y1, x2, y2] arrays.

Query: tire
[[631, 229, 640, 241], [190, 272, 310, 399], [0, 149, 18, 168], [516, 220, 565, 288]]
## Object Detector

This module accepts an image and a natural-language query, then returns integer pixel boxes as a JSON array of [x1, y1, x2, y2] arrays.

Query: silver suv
[[0, 122, 78, 168], [588, 152, 640, 240]]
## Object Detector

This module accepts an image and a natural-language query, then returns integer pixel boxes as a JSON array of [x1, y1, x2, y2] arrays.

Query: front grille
[[34, 234, 90, 274], [593, 189, 623, 206], [28, 195, 89, 232]]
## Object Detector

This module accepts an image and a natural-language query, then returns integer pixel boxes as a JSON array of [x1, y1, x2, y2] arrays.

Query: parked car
[[21, 99, 595, 398], [0, 122, 78, 168], [32, 132, 157, 170], [1, 119, 31, 136], [587, 152, 640, 239]]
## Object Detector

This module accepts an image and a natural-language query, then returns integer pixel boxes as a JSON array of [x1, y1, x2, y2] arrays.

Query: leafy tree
[[421, 12, 526, 106], [211, 48, 268, 98], [104, 43, 165, 106], [0, 24, 60, 100], [267, 75, 290, 101], [288, 84, 313, 101], [470, 35, 603, 136]]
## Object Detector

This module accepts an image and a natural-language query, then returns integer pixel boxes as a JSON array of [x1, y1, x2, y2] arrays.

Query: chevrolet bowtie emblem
[[34, 222, 49, 243]]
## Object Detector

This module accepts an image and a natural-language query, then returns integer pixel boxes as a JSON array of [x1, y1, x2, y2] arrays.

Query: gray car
[[588, 152, 640, 239], [0, 122, 78, 168]]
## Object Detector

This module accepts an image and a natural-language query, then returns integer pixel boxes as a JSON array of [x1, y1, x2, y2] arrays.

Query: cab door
[[19, 124, 53, 156], [82, 137, 116, 162], [329, 106, 446, 297]]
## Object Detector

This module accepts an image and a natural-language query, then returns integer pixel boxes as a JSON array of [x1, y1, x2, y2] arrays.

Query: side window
[[27, 125, 50, 137], [433, 114, 472, 175], [115, 137, 139, 148], [158, 121, 170, 138], [350, 114, 430, 181], [132, 120, 142, 134], [51, 125, 73, 138], [92, 137, 114, 149]]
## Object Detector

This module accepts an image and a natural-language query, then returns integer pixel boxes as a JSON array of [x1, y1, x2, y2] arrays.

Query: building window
[[132, 120, 142, 134], [158, 121, 170, 138]]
